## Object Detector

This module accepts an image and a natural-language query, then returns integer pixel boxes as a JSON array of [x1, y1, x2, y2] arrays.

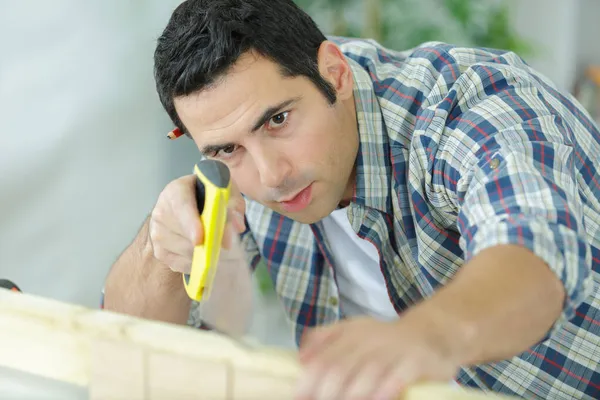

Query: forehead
[[174, 53, 304, 134]]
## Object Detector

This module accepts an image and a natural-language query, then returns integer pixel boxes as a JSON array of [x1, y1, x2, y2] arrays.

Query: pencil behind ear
[[167, 127, 184, 140], [0, 279, 21, 292]]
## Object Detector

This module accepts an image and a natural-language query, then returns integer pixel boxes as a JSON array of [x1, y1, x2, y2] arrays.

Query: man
[[103, 0, 600, 398]]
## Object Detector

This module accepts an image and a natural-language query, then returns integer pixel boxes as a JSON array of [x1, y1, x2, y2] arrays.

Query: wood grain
[[0, 288, 517, 399]]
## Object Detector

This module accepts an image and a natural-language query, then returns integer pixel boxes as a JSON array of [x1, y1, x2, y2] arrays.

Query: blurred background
[[1, 0, 599, 375]]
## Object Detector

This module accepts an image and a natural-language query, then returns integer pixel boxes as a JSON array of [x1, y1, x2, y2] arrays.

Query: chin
[[284, 213, 322, 225], [282, 201, 339, 224]]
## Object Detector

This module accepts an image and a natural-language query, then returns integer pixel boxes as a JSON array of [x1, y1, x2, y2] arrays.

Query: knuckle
[[170, 258, 191, 274], [313, 359, 333, 374], [183, 245, 194, 259], [148, 221, 162, 243], [175, 174, 195, 195], [153, 246, 167, 262], [325, 365, 343, 380], [160, 176, 190, 203], [151, 204, 166, 223]]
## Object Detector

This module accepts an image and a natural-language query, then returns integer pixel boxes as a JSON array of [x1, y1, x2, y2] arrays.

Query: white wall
[[0, 1, 184, 307], [509, 0, 580, 92], [577, 0, 600, 69], [510, 0, 600, 93]]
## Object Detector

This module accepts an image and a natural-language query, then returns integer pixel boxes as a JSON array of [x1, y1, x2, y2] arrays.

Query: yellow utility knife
[[183, 159, 231, 301]]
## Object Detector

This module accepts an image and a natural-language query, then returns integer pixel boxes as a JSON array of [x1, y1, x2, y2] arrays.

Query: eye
[[214, 144, 238, 159], [221, 145, 236, 154], [266, 111, 289, 129]]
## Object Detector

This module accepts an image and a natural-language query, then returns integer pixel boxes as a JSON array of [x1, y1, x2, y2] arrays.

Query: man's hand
[[295, 315, 460, 400], [293, 244, 566, 400], [148, 174, 246, 274], [103, 171, 247, 324]]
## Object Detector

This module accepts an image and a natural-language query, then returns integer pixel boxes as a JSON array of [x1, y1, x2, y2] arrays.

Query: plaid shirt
[[234, 38, 600, 399]]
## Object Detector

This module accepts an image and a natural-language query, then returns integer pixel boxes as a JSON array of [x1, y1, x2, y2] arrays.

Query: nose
[[253, 147, 291, 189]]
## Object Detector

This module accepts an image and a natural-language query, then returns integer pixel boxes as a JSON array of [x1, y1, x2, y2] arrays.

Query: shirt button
[[490, 158, 500, 169], [328, 297, 339, 306]]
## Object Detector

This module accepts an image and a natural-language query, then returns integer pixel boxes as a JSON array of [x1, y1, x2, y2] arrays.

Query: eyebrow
[[199, 97, 301, 156], [250, 97, 300, 133]]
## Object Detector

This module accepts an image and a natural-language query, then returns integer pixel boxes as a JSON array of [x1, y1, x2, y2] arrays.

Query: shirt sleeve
[[434, 52, 595, 339]]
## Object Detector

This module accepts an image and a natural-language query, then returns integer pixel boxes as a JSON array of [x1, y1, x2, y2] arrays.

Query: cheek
[[289, 119, 337, 164], [230, 165, 258, 198]]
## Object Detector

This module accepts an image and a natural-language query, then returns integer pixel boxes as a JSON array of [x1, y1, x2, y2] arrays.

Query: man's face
[[175, 44, 359, 223]]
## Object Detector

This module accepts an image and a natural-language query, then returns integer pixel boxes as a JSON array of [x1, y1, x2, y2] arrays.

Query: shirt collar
[[347, 58, 393, 214]]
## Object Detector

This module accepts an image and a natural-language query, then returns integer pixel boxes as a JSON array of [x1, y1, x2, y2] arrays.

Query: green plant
[[254, 259, 275, 295], [294, 0, 534, 57]]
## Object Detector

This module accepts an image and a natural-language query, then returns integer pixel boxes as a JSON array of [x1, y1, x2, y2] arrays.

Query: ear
[[316, 41, 354, 101]]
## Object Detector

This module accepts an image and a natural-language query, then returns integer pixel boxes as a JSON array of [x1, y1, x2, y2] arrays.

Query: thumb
[[298, 324, 341, 364]]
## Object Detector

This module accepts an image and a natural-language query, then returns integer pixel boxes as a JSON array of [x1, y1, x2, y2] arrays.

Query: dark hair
[[153, 0, 337, 136]]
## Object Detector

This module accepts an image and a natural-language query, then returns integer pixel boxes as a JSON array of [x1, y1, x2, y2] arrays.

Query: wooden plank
[[146, 352, 229, 400], [0, 288, 518, 399], [232, 368, 296, 399], [89, 339, 145, 400], [0, 293, 91, 386]]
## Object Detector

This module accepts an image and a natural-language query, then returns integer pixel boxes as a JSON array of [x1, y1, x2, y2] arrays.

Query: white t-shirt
[[320, 207, 399, 321]]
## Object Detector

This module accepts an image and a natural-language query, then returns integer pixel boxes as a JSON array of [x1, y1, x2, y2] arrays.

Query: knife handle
[[183, 159, 231, 301]]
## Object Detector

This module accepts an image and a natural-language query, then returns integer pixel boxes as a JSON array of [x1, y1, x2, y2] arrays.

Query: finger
[[370, 362, 419, 400], [171, 175, 203, 245], [152, 219, 195, 257], [154, 248, 192, 274], [228, 208, 246, 233], [312, 343, 383, 400], [343, 350, 401, 399], [296, 329, 343, 399], [298, 324, 343, 364], [297, 326, 380, 399], [299, 317, 374, 363]]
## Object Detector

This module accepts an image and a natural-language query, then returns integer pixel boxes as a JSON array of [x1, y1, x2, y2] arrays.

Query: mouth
[[278, 185, 309, 203], [278, 183, 314, 213]]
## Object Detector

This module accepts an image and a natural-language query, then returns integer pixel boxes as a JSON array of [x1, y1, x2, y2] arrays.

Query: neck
[[339, 165, 356, 208], [339, 89, 359, 208]]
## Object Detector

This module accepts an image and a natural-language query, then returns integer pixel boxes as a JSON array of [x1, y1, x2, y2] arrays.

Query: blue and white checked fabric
[[233, 38, 600, 398]]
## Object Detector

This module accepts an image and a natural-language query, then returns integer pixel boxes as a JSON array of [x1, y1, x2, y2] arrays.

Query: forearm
[[103, 217, 191, 325], [409, 244, 566, 366]]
